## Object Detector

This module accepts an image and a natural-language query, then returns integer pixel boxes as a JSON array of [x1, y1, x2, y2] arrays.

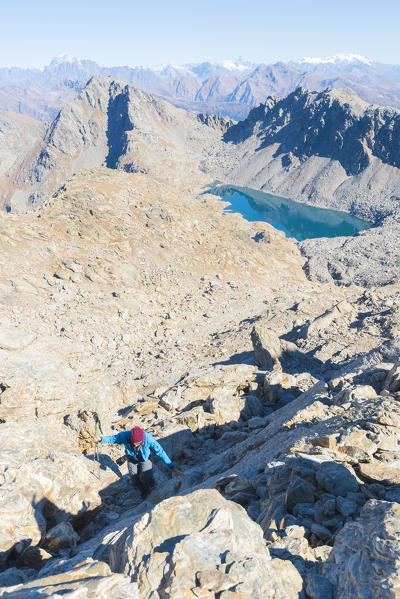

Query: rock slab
[[106, 489, 303, 599]]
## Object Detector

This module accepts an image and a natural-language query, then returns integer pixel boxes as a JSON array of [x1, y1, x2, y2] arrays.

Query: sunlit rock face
[[104, 489, 303, 598]]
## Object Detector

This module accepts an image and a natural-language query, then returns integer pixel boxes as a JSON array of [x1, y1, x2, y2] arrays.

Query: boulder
[[311, 434, 338, 449], [241, 394, 264, 419], [324, 500, 400, 599], [106, 489, 303, 599], [358, 461, 400, 485], [63, 409, 101, 454], [310, 521, 331, 541], [340, 384, 378, 402], [0, 488, 46, 565], [315, 461, 359, 496], [175, 406, 210, 432], [251, 324, 283, 369], [263, 370, 298, 403], [285, 524, 306, 539], [286, 475, 316, 511], [223, 475, 251, 494], [113, 380, 138, 406], [305, 571, 335, 599], [376, 406, 400, 428], [181, 365, 256, 405], [365, 422, 400, 452], [216, 474, 249, 494], [18, 546, 53, 569], [283, 397, 331, 428], [337, 428, 378, 458], [159, 385, 183, 411], [269, 535, 315, 562], [336, 496, 358, 518], [205, 389, 245, 425], [384, 359, 400, 393], [248, 415, 268, 429], [0, 419, 102, 564], [0, 567, 34, 588], [43, 521, 80, 552]]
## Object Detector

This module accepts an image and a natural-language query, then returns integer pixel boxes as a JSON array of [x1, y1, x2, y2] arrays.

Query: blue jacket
[[100, 430, 174, 469]]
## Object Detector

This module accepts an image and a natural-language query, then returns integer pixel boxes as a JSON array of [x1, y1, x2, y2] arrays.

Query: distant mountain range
[[1, 54, 400, 121]]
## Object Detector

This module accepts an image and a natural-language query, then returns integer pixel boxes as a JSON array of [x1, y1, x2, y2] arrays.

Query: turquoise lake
[[213, 185, 370, 241]]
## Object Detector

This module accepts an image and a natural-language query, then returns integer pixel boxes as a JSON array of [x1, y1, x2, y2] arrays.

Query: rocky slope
[[0, 111, 45, 210], [0, 82, 80, 122], [1, 163, 400, 597]]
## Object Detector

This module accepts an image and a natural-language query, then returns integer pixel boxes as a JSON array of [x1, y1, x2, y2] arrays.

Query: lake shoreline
[[211, 184, 370, 242]]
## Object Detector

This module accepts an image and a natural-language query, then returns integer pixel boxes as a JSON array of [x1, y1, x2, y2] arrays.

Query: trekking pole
[[92, 420, 100, 479], [92, 412, 103, 479], [93, 412, 103, 435]]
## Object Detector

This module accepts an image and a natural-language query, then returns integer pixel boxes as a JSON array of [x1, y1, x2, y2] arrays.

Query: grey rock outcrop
[[384, 358, 400, 393], [225, 87, 400, 179], [251, 321, 302, 370], [325, 500, 400, 598], [43, 522, 80, 552], [251, 324, 283, 369]]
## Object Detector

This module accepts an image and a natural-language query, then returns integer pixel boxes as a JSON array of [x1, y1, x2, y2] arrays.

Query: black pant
[[127, 459, 155, 498]]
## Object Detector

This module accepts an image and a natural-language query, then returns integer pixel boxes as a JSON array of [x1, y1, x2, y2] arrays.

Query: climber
[[94, 426, 183, 498]]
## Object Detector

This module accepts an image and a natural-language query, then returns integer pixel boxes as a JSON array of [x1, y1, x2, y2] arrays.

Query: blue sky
[[2, 0, 399, 67]]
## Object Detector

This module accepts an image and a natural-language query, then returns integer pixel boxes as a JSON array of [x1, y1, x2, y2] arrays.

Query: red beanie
[[131, 427, 145, 444]]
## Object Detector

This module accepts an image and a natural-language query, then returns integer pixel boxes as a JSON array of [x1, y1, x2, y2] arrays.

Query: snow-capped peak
[[151, 63, 196, 76], [221, 60, 249, 71], [299, 53, 373, 65], [49, 53, 82, 67]]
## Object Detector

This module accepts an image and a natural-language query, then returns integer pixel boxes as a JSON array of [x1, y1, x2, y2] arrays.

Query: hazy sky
[[2, 0, 398, 67]]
